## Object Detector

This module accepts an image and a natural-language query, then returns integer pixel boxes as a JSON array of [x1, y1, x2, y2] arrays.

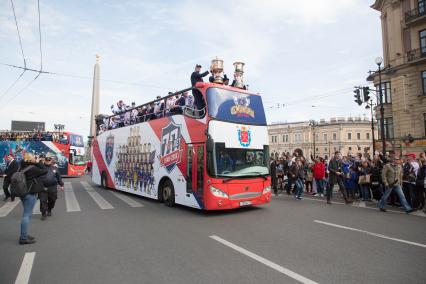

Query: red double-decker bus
[[0, 131, 86, 176], [91, 82, 271, 210]]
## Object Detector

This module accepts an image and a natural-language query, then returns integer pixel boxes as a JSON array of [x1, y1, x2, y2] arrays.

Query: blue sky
[[0, 0, 382, 137]]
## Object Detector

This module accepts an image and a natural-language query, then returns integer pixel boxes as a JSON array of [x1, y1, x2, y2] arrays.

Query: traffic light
[[354, 89, 362, 106], [363, 87, 370, 102]]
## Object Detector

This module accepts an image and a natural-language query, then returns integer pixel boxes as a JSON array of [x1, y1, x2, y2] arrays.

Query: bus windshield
[[206, 87, 267, 125], [70, 154, 85, 166], [211, 143, 269, 178]]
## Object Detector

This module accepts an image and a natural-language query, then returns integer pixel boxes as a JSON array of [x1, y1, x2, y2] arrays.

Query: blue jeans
[[20, 193, 37, 240], [294, 178, 304, 198], [360, 184, 371, 200], [379, 185, 412, 212], [315, 179, 324, 194]]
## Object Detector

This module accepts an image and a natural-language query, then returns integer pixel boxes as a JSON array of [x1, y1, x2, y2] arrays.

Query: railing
[[96, 87, 207, 135], [406, 47, 426, 62], [405, 6, 426, 23]]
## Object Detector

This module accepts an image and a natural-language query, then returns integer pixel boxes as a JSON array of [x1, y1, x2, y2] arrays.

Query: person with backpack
[[11, 153, 48, 245], [39, 157, 64, 220]]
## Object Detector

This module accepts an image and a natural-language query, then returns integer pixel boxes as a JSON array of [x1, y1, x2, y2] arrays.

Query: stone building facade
[[268, 117, 376, 159], [369, 0, 426, 154]]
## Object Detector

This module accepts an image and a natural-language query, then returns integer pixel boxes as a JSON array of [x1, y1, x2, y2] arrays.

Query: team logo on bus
[[237, 126, 251, 147], [160, 122, 183, 173], [231, 96, 255, 118], [105, 134, 114, 166]]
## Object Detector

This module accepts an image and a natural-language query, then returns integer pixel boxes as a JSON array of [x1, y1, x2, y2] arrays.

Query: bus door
[[186, 143, 204, 205]]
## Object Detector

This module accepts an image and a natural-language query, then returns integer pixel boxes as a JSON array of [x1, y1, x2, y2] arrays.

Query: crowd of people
[[97, 91, 197, 134], [2, 152, 64, 245], [270, 150, 426, 214], [0, 131, 69, 144]]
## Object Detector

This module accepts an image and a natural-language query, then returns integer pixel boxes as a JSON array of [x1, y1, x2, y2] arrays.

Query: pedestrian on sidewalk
[[379, 156, 414, 214], [40, 157, 64, 220], [2, 154, 19, 201], [291, 158, 305, 200], [18, 153, 48, 245], [312, 157, 325, 197], [327, 151, 352, 205]]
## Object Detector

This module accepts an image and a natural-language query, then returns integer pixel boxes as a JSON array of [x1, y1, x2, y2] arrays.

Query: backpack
[[10, 165, 35, 198]]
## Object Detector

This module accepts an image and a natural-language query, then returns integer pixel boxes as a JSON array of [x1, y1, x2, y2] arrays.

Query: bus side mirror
[[206, 138, 214, 153]]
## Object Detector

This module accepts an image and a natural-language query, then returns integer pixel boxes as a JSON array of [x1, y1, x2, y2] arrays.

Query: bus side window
[[186, 145, 193, 193], [196, 145, 204, 196]]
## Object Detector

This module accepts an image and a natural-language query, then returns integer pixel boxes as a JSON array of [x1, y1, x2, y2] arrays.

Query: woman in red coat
[[312, 157, 326, 197]]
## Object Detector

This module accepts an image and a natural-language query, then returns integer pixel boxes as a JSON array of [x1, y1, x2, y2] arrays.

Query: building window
[[356, 133, 361, 140], [348, 147, 352, 151], [271, 136, 277, 143], [282, 134, 289, 143], [422, 71, 426, 95], [424, 113, 426, 135], [420, 29, 426, 55], [332, 132, 337, 140], [357, 146, 361, 151], [376, 82, 391, 104], [420, 0, 426, 14], [324, 147, 328, 152], [366, 133, 370, 140], [323, 133, 328, 142], [315, 133, 319, 141], [379, 118, 395, 139], [295, 133, 302, 143], [348, 132, 352, 140]]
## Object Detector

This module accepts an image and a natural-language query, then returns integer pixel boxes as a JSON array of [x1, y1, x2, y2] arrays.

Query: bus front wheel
[[101, 172, 108, 189], [162, 180, 175, 207]]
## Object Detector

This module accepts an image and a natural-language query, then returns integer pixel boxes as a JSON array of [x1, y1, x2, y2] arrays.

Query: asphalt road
[[0, 176, 425, 284]]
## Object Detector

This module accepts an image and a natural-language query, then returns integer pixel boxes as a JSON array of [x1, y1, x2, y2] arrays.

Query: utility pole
[[365, 100, 376, 155], [376, 57, 386, 154]]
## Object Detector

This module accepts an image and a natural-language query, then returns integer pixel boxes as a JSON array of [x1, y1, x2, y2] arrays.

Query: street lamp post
[[365, 100, 376, 155], [375, 57, 386, 154], [309, 120, 317, 159]]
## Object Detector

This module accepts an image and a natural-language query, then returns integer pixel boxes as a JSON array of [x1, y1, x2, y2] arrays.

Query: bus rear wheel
[[162, 180, 175, 207], [101, 172, 108, 189]]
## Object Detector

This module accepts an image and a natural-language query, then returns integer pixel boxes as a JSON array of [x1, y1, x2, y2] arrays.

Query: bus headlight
[[210, 186, 228, 198], [262, 186, 271, 194]]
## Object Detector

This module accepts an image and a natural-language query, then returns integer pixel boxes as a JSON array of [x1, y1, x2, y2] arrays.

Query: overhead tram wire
[[0, 62, 172, 90], [0, 0, 28, 101], [0, 0, 44, 109]]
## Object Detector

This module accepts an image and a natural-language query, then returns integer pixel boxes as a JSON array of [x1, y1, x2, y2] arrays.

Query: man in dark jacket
[[190, 64, 209, 87], [327, 151, 352, 204], [40, 157, 64, 220], [2, 154, 19, 201], [19, 153, 48, 245]]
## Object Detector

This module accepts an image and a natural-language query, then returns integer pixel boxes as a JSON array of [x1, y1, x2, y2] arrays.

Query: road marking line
[[81, 181, 113, 210], [314, 220, 426, 248], [0, 199, 20, 217], [110, 191, 144, 207], [64, 182, 81, 212], [279, 196, 425, 218], [32, 200, 40, 215], [15, 252, 36, 284], [210, 235, 318, 284]]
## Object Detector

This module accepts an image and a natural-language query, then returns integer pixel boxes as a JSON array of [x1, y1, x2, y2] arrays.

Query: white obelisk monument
[[90, 54, 100, 139]]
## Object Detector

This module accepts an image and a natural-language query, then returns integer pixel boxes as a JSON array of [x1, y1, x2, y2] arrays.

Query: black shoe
[[379, 208, 387, 212], [406, 209, 415, 214], [47, 211, 52, 216], [19, 238, 36, 245], [41, 214, 47, 221], [27, 235, 35, 241]]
